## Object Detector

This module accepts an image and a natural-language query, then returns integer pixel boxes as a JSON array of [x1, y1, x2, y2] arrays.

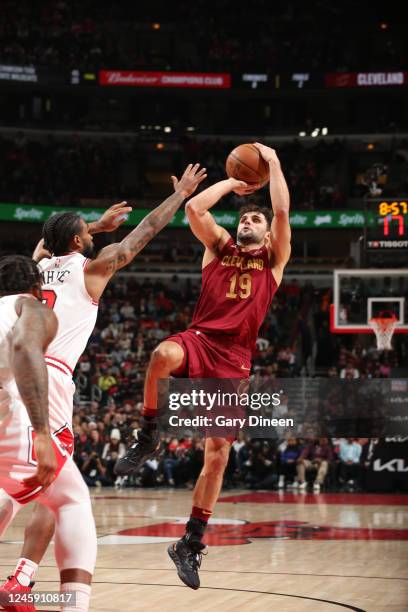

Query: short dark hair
[[0, 255, 41, 296], [238, 203, 272, 228], [43, 212, 82, 255]]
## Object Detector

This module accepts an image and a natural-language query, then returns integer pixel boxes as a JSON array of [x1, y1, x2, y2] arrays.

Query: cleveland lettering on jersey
[[221, 255, 264, 271]]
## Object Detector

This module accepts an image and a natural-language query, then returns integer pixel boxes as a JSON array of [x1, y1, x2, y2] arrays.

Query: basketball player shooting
[[115, 143, 291, 589], [0, 164, 206, 612]]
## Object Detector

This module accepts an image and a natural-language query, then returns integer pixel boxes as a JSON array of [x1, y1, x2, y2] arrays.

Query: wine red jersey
[[190, 237, 278, 353]]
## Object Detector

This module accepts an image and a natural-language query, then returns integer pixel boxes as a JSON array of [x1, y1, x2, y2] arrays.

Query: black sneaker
[[167, 538, 207, 590], [114, 427, 160, 476]]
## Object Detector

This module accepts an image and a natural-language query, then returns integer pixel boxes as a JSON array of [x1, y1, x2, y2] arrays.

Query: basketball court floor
[[1, 489, 407, 612]]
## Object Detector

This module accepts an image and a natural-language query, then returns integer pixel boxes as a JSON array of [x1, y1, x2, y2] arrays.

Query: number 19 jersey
[[38, 252, 98, 373], [190, 237, 278, 353]]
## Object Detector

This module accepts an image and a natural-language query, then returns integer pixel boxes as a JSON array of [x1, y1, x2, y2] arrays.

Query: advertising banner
[[367, 438, 408, 492], [325, 71, 408, 88], [2, 64, 408, 91], [0, 203, 372, 229], [99, 70, 231, 89], [0, 64, 37, 83]]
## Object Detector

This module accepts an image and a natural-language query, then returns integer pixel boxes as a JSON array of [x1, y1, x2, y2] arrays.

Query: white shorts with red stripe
[[0, 359, 75, 504]]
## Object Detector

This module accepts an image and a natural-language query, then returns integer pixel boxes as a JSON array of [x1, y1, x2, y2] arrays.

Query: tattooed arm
[[84, 164, 206, 301], [12, 298, 58, 433], [12, 297, 59, 487]]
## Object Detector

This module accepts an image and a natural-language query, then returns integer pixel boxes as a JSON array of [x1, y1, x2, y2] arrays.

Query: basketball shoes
[[0, 575, 36, 612], [114, 418, 160, 476], [167, 536, 207, 590]]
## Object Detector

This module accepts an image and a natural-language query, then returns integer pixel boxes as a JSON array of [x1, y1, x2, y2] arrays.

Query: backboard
[[330, 269, 408, 334]]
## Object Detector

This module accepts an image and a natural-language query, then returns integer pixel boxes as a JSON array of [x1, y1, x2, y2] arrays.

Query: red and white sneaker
[[0, 575, 36, 611]]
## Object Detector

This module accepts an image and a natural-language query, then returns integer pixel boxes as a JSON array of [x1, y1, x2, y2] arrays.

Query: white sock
[[60, 582, 91, 612], [14, 558, 38, 587]]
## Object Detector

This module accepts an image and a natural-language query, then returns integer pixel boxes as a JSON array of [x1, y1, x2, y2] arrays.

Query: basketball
[[225, 144, 269, 186], [226, 143, 270, 185]]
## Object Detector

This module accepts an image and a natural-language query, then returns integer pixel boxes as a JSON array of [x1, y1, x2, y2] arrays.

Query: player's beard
[[82, 243, 96, 259], [237, 228, 261, 246]]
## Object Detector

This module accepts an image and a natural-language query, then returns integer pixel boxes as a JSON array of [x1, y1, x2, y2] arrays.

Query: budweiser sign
[[99, 71, 231, 89], [326, 71, 408, 88]]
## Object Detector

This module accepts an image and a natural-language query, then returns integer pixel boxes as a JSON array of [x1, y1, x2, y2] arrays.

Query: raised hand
[[228, 177, 261, 195], [92, 201, 133, 233], [253, 142, 280, 165], [171, 164, 207, 198]]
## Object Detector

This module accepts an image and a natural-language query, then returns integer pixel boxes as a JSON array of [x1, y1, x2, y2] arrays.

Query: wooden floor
[[1, 489, 407, 612]]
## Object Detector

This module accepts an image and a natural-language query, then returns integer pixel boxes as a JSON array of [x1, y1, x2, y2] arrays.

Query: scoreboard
[[365, 199, 408, 250]]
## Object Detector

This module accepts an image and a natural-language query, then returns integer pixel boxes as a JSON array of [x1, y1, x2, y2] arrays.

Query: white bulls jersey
[[0, 294, 31, 416], [0, 294, 93, 509], [38, 252, 98, 374]]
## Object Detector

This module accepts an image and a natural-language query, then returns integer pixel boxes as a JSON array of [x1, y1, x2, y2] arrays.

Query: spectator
[[120, 301, 136, 320], [81, 451, 110, 487], [340, 362, 360, 379], [244, 440, 277, 489], [338, 438, 362, 490], [359, 438, 379, 490], [231, 431, 248, 476], [102, 428, 126, 485], [277, 346, 296, 375], [278, 437, 302, 489], [297, 437, 333, 492], [162, 438, 180, 486], [98, 369, 118, 401], [84, 428, 104, 456]]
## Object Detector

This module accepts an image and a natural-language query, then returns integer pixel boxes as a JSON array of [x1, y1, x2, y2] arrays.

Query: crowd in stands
[[2, 131, 407, 209], [0, 1, 403, 73], [0, 132, 126, 205], [187, 138, 350, 210], [70, 276, 405, 491], [79, 434, 373, 493]]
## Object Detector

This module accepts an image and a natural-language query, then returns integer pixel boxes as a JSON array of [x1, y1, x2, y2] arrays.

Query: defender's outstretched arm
[[85, 164, 206, 298]]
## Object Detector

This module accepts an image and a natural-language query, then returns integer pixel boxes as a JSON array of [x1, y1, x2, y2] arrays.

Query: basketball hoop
[[368, 311, 398, 350]]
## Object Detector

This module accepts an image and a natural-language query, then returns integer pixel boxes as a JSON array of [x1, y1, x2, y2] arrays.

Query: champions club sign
[[99, 70, 231, 89]]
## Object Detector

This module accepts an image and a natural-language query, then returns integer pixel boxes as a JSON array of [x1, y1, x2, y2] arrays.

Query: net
[[368, 314, 398, 350]]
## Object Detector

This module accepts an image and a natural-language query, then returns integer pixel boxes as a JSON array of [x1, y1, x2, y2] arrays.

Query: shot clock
[[365, 199, 408, 250]]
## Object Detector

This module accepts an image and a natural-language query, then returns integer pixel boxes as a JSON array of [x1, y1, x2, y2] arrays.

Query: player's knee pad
[[53, 500, 97, 574], [39, 459, 97, 574], [0, 488, 21, 537]]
